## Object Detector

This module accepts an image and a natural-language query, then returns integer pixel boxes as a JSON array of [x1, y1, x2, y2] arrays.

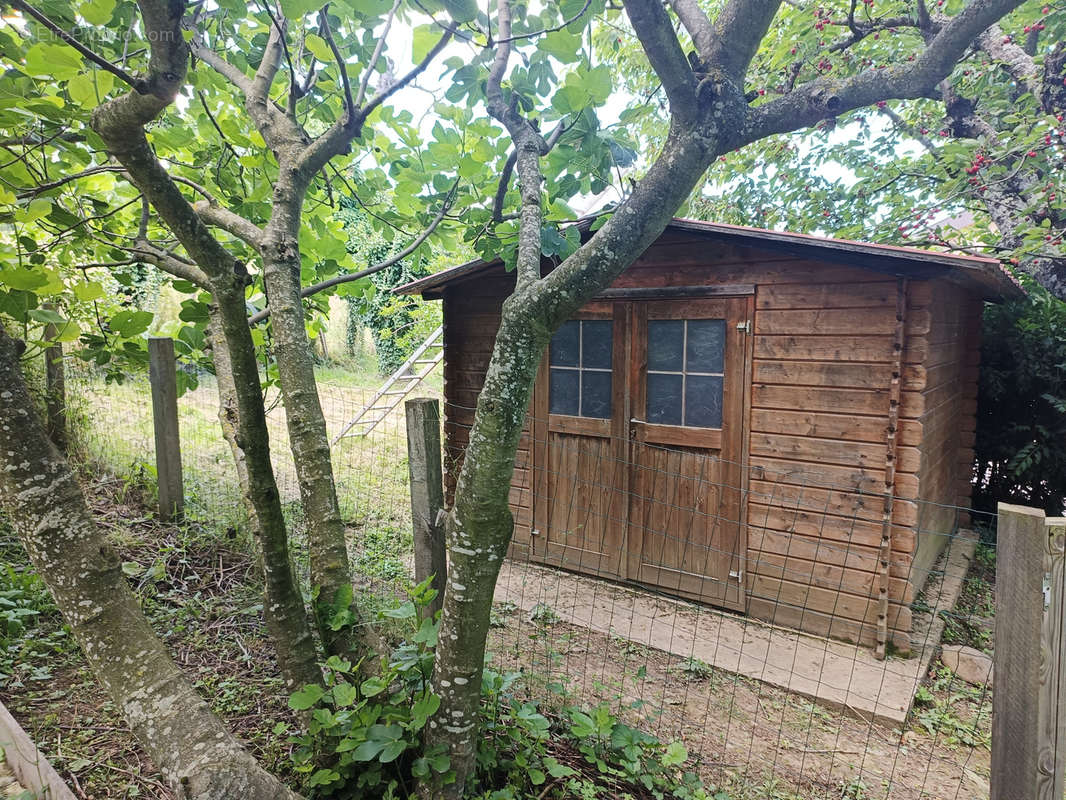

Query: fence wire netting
[[63, 356, 1002, 800]]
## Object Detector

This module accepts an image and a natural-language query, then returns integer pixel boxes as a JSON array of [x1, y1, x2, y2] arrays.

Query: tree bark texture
[[0, 328, 304, 800], [260, 169, 368, 660], [89, 4, 323, 692], [205, 303, 322, 692]]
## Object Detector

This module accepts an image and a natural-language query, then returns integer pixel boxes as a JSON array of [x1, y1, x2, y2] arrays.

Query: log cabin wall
[[906, 280, 984, 601], [439, 273, 535, 563], [744, 273, 920, 653], [432, 232, 995, 653]]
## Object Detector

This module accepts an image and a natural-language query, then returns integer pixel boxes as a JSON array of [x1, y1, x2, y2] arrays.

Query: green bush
[[0, 532, 71, 687], [973, 282, 1066, 516], [289, 580, 724, 799]]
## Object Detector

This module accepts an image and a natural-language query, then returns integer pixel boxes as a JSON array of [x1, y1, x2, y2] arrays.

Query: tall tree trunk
[[261, 183, 367, 659], [0, 328, 304, 800], [423, 129, 719, 797], [206, 296, 322, 691]]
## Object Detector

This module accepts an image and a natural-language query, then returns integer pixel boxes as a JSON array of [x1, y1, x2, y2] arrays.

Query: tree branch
[[132, 239, 212, 288], [10, 1, 149, 93], [16, 165, 124, 198], [248, 179, 458, 324], [977, 24, 1042, 97], [665, 0, 715, 59], [353, 0, 401, 108], [319, 5, 357, 121], [493, 0, 594, 45], [187, 38, 254, 94], [296, 25, 454, 179], [621, 0, 697, 123], [357, 26, 454, 126], [187, 30, 306, 151], [92, 0, 244, 290], [251, 6, 288, 109], [484, 0, 549, 289], [743, 0, 1027, 145], [702, 0, 783, 83], [193, 201, 265, 251]]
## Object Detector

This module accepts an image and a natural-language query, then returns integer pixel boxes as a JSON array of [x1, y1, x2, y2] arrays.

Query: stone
[[940, 645, 994, 686]]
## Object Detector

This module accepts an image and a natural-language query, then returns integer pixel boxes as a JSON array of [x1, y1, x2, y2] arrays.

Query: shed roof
[[394, 218, 1023, 300]]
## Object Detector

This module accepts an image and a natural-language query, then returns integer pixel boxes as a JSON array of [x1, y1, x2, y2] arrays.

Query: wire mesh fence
[[60, 353, 1009, 800]]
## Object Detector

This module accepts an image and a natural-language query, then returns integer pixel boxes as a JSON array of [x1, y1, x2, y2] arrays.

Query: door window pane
[[685, 374, 723, 428], [549, 319, 612, 419], [646, 317, 726, 429], [582, 320, 613, 369], [648, 320, 684, 371], [686, 319, 725, 374], [549, 368, 580, 416], [581, 371, 612, 418], [647, 373, 683, 425], [550, 320, 579, 367]]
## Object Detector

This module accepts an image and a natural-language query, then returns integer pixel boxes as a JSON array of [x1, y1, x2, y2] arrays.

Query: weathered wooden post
[[991, 503, 1066, 800], [406, 398, 446, 618], [43, 321, 67, 451], [1039, 516, 1066, 800], [148, 337, 184, 522]]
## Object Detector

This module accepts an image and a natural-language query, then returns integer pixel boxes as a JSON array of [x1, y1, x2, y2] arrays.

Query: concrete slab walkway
[[494, 531, 976, 727]]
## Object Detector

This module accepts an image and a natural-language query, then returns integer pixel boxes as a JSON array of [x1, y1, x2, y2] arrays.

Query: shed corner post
[[147, 337, 184, 523], [1039, 515, 1066, 800], [991, 502, 1046, 800], [406, 397, 446, 619]]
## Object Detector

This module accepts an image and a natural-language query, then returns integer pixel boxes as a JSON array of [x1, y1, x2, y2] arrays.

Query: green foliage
[[911, 666, 991, 750], [287, 577, 448, 798], [974, 282, 1066, 515], [474, 678, 721, 800], [597, 1, 1065, 291], [0, 531, 70, 688], [291, 581, 724, 799]]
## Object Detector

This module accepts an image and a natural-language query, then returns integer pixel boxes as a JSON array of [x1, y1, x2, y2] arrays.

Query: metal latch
[[736, 320, 752, 334], [728, 569, 743, 581]]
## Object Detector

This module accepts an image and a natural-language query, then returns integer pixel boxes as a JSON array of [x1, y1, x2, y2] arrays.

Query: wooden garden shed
[[396, 219, 1022, 655]]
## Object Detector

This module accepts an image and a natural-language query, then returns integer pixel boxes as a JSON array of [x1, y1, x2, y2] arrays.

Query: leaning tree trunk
[[205, 297, 322, 691], [260, 214, 367, 659], [0, 328, 304, 800], [422, 128, 719, 797]]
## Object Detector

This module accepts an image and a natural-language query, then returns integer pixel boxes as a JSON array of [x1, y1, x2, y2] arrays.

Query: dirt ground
[[2, 472, 994, 800], [486, 601, 992, 800]]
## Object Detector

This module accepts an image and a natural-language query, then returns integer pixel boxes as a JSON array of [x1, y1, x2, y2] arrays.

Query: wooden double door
[[530, 296, 751, 611]]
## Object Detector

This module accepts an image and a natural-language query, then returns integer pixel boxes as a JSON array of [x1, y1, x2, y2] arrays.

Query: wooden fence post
[[43, 322, 67, 451], [148, 337, 184, 522], [405, 398, 445, 618], [1039, 516, 1066, 800], [991, 502, 1048, 800]]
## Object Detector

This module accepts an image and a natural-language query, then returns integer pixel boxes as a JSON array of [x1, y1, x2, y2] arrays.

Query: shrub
[[973, 282, 1066, 516], [289, 579, 725, 799]]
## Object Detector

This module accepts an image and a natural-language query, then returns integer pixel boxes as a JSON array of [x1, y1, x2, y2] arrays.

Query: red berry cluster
[[965, 153, 988, 175]]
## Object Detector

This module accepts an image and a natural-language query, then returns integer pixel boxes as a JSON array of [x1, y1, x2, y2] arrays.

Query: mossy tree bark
[[190, 15, 453, 660], [205, 307, 321, 692], [88, 1, 320, 692], [0, 328, 305, 800]]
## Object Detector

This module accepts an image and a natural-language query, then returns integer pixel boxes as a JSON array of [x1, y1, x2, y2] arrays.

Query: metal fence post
[[148, 337, 184, 522], [405, 398, 446, 618], [991, 502, 1046, 800]]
